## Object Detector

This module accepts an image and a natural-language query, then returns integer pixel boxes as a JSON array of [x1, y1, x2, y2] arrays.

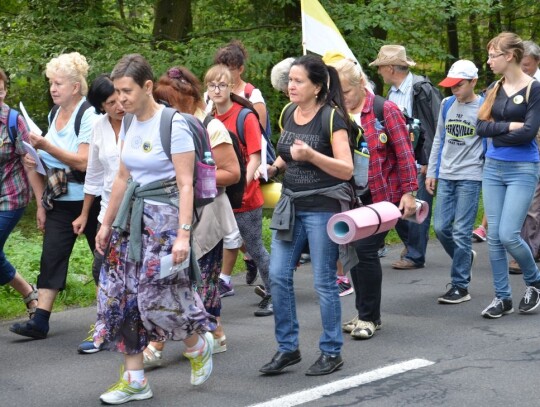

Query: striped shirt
[[388, 72, 414, 117], [0, 103, 32, 211]]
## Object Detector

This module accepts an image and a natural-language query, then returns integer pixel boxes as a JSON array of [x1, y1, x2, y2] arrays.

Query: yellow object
[[261, 182, 282, 209]]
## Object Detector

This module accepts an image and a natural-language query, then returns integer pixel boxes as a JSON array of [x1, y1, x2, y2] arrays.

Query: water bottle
[[353, 142, 369, 188], [198, 151, 217, 199]]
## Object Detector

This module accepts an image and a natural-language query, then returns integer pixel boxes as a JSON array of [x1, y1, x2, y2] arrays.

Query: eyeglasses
[[488, 53, 505, 60], [207, 82, 229, 92], [0, 90, 6, 97]]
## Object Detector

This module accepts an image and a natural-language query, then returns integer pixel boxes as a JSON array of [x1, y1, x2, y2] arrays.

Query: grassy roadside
[[1, 198, 484, 320]]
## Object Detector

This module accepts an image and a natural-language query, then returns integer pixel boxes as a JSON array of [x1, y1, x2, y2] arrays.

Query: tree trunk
[[445, 0, 459, 71], [486, 0, 502, 86], [469, 13, 484, 85], [152, 0, 192, 42], [365, 0, 387, 95]]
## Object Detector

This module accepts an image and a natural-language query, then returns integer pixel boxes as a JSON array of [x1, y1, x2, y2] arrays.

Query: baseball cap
[[439, 60, 479, 87]]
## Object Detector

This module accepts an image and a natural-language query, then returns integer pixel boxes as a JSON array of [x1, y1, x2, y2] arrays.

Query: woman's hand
[[36, 206, 46, 232], [172, 234, 190, 265], [509, 122, 524, 131], [290, 139, 314, 162], [28, 131, 50, 151], [72, 214, 88, 235], [95, 225, 112, 255]]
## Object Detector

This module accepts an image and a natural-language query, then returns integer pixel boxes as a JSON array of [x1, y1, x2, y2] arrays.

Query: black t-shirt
[[278, 105, 348, 212]]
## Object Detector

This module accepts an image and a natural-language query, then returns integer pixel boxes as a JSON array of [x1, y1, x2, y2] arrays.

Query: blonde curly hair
[[45, 52, 89, 96]]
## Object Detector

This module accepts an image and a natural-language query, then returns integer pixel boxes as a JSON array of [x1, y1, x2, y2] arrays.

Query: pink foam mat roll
[[327, 202, 403, 244]]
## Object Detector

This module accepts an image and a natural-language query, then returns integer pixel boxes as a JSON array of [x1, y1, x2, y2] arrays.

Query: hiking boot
[[99, 370, 153, 405], [218, 279, 235, 298], [337, 276, 354, 297], [509, 259, 522, 275], [472, 225, 487, 242], [77, 324, 102, 354], [438, 285, 471, 304], [254, 284, 267, 299], [183, 332, 214, 386], [481, 298, 514, 319], [254, 295, 273, 317], [350, 319, 377, 340], [244, 258, 258, 285], [519, 284, 540, 313]]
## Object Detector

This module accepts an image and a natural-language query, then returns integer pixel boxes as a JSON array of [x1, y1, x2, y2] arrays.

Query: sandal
[[143, 344, 163, 368], [23, 284, 38, 318]]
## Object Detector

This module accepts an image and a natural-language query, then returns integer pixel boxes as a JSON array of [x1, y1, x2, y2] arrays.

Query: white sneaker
[[183, 332, 214, 385], [100, 370, 152, 405], [213, 335, 227, 354], [351, 319, 376, 340]]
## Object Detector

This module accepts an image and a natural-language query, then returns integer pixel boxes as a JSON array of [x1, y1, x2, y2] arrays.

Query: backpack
[[7, 107, 19, 145], [48, 100, 93, 183], [434, 95, 486, 178], [123, 107, 216, 208], [244, 83, 277, 164], [203, 115, 247, 210], [372, 95, 422, 149]]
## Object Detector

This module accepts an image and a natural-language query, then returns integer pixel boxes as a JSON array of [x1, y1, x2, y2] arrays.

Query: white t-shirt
[[194, 108, 232, 148], [83, 114, 121, 223], [121, 107, 194, 186]]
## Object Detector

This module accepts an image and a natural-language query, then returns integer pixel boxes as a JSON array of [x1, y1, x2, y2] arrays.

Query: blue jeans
[[433, 179, 481, 289], [0, 207, 26, 285], [269, 211, 342, 356], [483, 158, 540, 299], [395, 171, 433, 265]]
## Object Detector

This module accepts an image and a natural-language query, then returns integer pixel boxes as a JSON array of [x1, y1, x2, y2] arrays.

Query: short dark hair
[[87, 74, 115, 114], [111, 54, 153, 88]]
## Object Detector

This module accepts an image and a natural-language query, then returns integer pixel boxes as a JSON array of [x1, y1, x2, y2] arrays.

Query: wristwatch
[[179, 224, 192, 232]]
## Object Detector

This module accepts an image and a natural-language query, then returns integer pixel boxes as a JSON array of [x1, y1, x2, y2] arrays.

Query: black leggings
[[37, 198, 100, 290]]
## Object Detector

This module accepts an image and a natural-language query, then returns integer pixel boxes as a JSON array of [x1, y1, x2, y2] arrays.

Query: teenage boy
[[426, 60, 484, 304]]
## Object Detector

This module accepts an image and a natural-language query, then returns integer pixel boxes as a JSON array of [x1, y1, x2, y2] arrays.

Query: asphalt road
[[1, 240, 539, 407]]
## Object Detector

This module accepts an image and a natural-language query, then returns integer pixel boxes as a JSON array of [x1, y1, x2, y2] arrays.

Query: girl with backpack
[[204, 64, 273, 317]]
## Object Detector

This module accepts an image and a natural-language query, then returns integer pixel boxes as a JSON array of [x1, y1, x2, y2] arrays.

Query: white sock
[[185, 334, 205, 353], [219, 274, 231, 284], [123, 369, 145, 385]]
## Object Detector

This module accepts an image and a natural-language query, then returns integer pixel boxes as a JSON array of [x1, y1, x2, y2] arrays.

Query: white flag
[[301, 0, 358, 65]]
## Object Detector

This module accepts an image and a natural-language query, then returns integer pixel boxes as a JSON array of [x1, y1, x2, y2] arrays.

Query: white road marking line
[[247, 358, 434, 407]]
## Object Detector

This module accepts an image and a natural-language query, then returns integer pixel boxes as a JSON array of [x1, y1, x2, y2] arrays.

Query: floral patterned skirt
[[94, 202, 216, 355], [197, 240, 223, 317]]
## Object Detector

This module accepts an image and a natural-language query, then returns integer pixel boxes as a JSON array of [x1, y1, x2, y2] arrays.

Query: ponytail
[[326, 65, 354, 147], [478, 77, 504, 121]]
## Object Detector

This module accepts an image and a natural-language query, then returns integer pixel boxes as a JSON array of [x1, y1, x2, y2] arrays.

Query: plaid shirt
[[360, 92, 418, 204], [0, 103, 32, 211]]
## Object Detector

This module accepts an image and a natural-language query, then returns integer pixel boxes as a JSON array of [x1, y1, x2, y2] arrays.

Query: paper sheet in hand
[[22, 141, 46, 175], [19, 102, 43, 136], [159, 252, 190, 279]]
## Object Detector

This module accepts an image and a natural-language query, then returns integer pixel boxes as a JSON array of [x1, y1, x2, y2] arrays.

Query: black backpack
[[203, 115, 247, 210], [123, 107, 216, 208]]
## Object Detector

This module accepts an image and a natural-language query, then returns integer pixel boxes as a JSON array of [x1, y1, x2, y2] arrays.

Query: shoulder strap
[[203, 114, 213, 128], [320, 105, 335, 142], [441, 95, 456, 123], [74, 100, 92, 136], [525, 79, 535, 104], [7, 108, 19, 145], [435, 96, 457, 178], [235, 107, 252, 146], [373, 95, 386, 124], [244, 82, 255, 99], [48, 101, 92, 136], [159, 107, 177, 161], [279, 102, 295, 132]]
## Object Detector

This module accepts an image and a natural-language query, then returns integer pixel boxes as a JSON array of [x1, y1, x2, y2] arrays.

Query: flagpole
[[300, 0, 307, 55]]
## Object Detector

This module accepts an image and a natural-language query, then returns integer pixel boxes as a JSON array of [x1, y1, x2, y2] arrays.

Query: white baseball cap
[[439, 60, 479, 87]]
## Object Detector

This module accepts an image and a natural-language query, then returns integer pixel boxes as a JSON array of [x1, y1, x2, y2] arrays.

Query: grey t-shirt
[[427, 96, 484, 181]]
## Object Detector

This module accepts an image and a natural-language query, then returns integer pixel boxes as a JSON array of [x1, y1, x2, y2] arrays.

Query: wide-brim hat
[[369, 45, 416, 67]]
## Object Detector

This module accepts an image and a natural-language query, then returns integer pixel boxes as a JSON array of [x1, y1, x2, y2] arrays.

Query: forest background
[[0, 0, 538, 318]]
